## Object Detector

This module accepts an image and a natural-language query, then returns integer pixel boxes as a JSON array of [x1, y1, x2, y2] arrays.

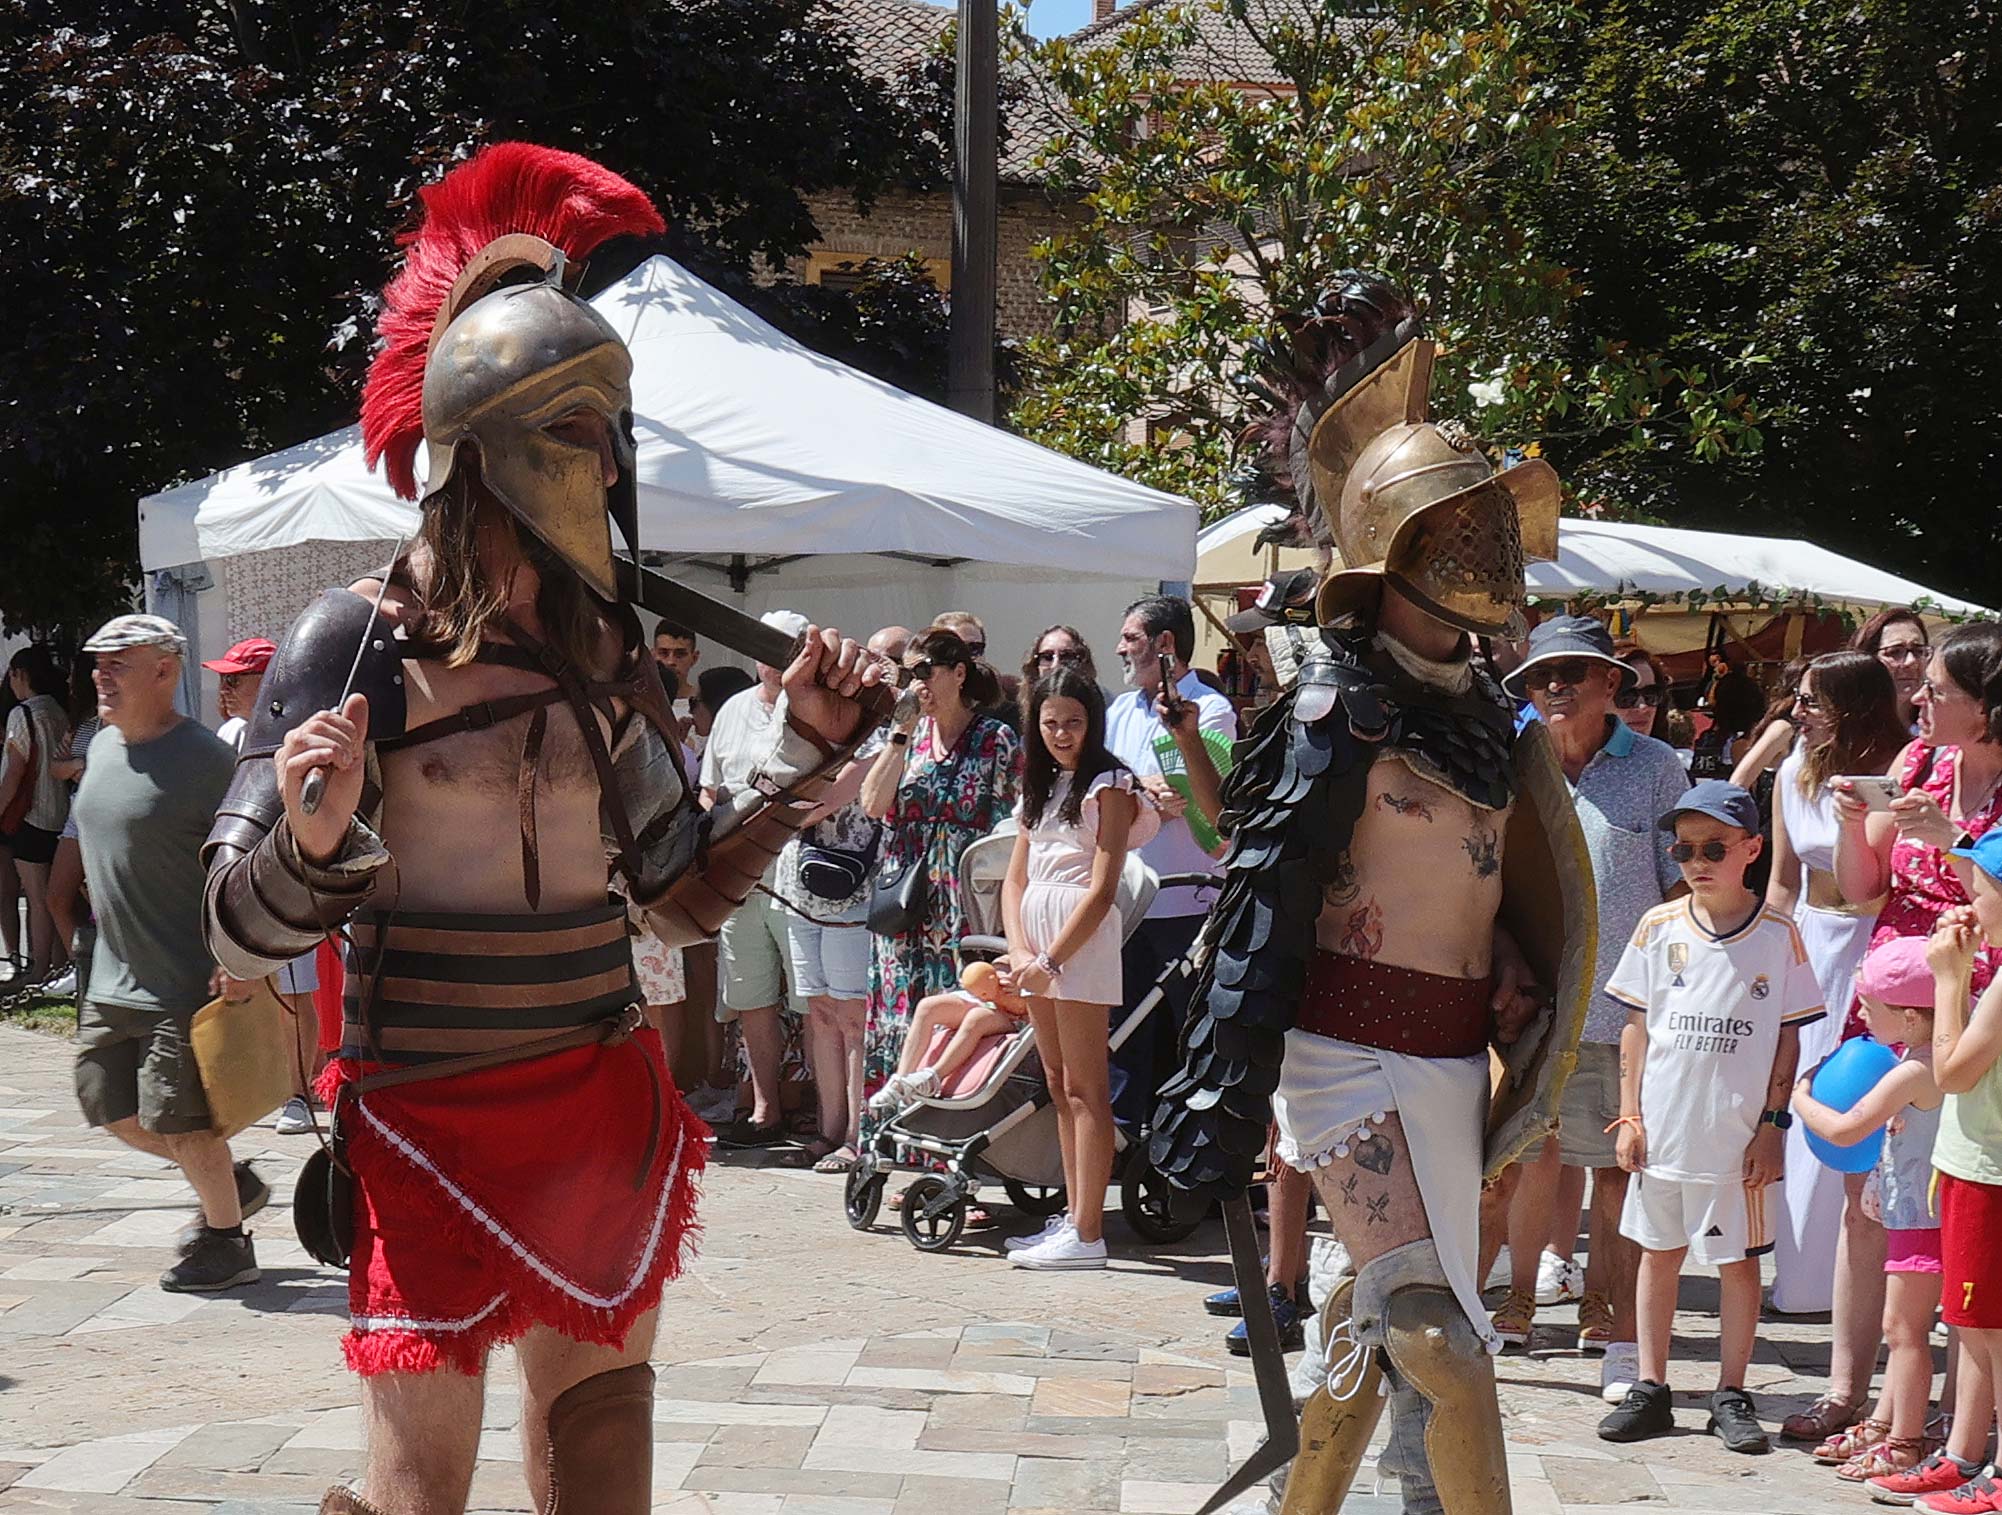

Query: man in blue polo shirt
[[1484, 615, 1690, 1403]]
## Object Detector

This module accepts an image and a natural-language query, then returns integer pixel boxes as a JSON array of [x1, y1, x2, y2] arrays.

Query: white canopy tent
[[139, 255, 1199, 689]]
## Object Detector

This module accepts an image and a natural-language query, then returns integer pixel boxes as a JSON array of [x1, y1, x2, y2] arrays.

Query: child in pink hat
[[1793, 935, 1946, 1483]]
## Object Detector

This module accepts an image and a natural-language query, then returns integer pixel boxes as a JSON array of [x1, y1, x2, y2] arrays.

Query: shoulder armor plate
[[203, 589, 409, 865]]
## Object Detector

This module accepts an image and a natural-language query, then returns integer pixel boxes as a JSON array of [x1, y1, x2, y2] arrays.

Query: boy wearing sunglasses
[[1599, 780, 1826, 1452]]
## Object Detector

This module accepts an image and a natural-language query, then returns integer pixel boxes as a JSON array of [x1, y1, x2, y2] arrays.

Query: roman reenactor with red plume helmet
[[202, 143, 884, 1514]]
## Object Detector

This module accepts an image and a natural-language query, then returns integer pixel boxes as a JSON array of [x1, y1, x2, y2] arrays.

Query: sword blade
[[620, 557, 897, 722], [1193, 1193, 1301, 1515]]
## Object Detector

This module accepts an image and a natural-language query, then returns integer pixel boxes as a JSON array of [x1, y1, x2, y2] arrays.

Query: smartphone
[[1837, 775, 1905, 811], [1159, 655, 1190, 722]]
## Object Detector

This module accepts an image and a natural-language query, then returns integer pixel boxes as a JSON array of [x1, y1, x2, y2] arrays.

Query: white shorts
[[1620, 1171, 1777, 1266]]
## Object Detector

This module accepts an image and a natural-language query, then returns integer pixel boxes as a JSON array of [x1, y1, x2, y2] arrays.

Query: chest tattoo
[[1323, 851, 1360, 907], [1338, 899, 1385, 960], [1377, 791, 1436, 822], [1462, 821, 1500, 879]]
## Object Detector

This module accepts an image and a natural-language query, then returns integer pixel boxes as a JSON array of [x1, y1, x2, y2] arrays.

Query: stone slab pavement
[[0, 1025, 1865, 1512]]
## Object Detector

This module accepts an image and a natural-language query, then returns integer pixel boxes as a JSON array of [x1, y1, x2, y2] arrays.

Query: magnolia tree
[[1009, 0, 1769, 517]]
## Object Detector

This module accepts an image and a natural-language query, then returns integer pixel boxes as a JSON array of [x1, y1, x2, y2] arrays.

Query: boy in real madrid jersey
[[1596, 781, 1825, 1454]]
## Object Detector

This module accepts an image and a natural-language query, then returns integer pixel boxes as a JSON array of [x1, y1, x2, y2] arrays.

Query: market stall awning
[[138, 256, 1198, 580], [1526, 519, 1989, 618]]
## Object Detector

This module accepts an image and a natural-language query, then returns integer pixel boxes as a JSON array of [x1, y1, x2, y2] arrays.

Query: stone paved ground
[[0, 1024, 1870, 1513]]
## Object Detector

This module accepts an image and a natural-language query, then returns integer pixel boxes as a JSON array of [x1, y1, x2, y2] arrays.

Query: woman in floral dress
[[859, 629, 1021, 1147]]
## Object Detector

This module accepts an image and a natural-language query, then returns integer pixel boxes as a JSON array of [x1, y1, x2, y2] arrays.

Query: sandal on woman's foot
[[1783, 1394, 1863, 1443], [1815, 1417, 1891, 1464], [813, 1145, 859, 1174], [1837, 1437, 1926, 1482]]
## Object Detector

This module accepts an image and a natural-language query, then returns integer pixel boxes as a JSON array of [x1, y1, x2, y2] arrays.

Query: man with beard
[[201, 145, 881, 1515], [1152, 275, 1593, 1514], [1105, 594, 1234, 1131]]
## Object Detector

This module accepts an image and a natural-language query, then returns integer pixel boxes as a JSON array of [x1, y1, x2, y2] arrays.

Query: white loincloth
[[1272, 1029, 1498, 1353]]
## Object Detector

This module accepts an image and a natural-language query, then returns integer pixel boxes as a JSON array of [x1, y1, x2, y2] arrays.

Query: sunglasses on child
[[1667, 839, 1744, 863]]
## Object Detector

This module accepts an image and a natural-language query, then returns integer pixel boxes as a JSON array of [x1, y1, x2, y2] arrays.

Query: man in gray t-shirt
[[70, 614, 262, 1293]]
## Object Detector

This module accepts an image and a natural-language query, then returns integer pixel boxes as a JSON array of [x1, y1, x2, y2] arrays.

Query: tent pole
[[948, 0, 998, 424]]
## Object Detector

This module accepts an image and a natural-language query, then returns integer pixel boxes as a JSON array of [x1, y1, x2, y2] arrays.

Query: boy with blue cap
[[1597, 780, 1826, 1452]]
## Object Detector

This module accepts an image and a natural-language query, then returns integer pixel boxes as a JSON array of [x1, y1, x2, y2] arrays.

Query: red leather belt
[[1295, 952, 1493, 1059]]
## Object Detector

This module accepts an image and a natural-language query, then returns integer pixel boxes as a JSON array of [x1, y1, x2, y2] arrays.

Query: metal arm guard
[[633, 707, 860, 948], [202, 588, 407, 979]]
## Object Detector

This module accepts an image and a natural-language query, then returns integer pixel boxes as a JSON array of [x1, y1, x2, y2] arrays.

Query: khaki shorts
[[1555, 1040, 1621, 1168], [717, 889, 802, 1021], [74, 1001, 212, 1135]]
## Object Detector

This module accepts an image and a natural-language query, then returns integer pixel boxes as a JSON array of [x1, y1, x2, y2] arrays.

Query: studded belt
[[1295, 951, 1493, 1059]]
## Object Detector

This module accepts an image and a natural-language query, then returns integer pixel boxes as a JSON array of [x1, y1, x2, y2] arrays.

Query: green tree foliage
[[1012, 0, 1767, 523], [1534, 0, 2000, 598], [0, 0, 956, 636]]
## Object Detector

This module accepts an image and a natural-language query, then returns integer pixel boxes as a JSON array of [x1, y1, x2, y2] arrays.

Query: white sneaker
[[1600, 1341, 1640, 1404], [273, 1097, 314, 1135], [1484, 1245, 1512, 1293], [1534, 1249, 1583, 1306], [41, 966, 77, 997], [1010, 1229, 1107, 1270], [1005, 1215, 1072, 1252]]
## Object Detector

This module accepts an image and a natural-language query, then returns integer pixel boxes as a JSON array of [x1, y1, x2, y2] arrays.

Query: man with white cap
[[699, 609, 815, 1145], [72, 614, 264, 1291]]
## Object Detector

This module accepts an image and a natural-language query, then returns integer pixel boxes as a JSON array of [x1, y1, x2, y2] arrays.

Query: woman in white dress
[[1764, 654, 1909, 1352]]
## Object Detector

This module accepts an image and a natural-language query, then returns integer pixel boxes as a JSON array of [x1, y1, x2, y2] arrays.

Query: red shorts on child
[[1939, 1172, 2002, 1329]]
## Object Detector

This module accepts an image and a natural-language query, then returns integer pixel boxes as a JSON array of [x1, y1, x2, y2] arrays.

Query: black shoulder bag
[[867, 722, 985, 936]]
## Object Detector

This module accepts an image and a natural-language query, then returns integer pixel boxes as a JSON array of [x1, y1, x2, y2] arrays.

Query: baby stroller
[[843, 820, 1210, 1253]]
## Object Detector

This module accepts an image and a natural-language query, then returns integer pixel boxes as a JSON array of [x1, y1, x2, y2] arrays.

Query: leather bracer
[[636, 707, 860, 947], [205, 812, 390, 980]]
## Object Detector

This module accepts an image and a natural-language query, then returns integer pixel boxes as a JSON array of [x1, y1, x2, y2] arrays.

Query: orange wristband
[[1603, 1115, 1643, 1134]]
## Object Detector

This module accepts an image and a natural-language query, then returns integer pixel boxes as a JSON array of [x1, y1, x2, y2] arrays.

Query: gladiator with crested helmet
[[201, 143, 883, 1515], [1154, 274, 1596, 1515]]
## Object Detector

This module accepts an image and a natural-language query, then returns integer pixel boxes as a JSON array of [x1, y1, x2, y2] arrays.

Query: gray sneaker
[[274, 1097, 314, 1135], [161, 1229, 260, 1292]]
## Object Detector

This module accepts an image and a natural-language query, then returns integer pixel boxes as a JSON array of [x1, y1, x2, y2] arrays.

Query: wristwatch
[[890, 732, 910, 747], [1758, 1108, 1793, 1130]]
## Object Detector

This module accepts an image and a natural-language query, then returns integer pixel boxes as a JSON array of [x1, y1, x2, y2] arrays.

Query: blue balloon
[[1804, 1036, 1901, 1172]]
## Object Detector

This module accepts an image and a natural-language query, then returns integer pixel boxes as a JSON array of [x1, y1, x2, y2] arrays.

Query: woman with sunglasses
[[1762, 656, 1907, 1344], [1805, 625, 2002, 1459], [1612, 644, 1669, 741], [1854, 607, 1931, 732], [858, 629, 1021, 1152], [1020, 625, 1098, 695]]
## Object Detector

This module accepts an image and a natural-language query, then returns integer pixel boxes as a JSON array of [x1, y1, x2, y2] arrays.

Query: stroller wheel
[[1001, 1178, 1067, 1217], [845, 1166, 886, 1231], [899, 1174, 967, 1253], [1121, 1149, 1203, 1244]]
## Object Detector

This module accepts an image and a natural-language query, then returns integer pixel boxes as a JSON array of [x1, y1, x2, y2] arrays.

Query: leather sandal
[[1782, 1393, 1862, 1443], [1814, 1416, 1891, 1464], [1837, 1436, 1926, 1482]]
